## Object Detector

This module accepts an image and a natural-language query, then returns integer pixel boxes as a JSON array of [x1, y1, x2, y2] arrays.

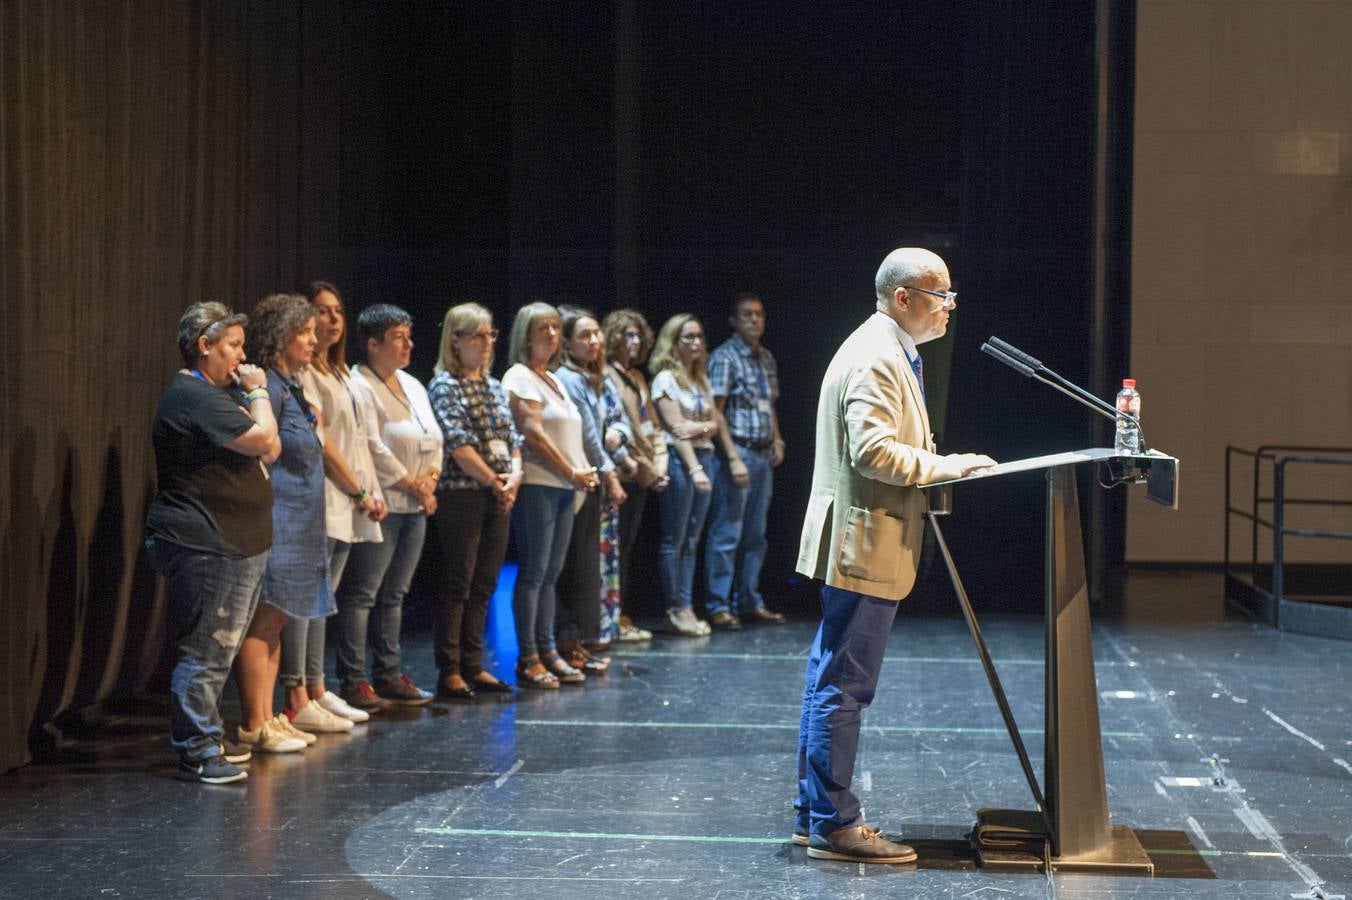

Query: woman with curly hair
[[146, 302, 279, 783], [233, 293, 331, 754], [602, 309, 668, 642], [649, 314, 748, 636]]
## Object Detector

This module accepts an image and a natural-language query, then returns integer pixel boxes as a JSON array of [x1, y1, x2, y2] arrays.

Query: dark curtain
[[0, 0, 342, 773], [1, 0, 1116, 774]]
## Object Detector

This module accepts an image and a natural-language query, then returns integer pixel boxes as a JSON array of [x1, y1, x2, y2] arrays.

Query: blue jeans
[[147, 537, 267, 763], [510, 485, 575, 658], [657, 448, 716, 612], [280, 537, 348, 688], [335, 513, 425, 689], [704, 445, 773, 615], [795, 584, 900, 837]]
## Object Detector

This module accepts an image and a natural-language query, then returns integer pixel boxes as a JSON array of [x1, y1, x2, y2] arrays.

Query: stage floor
[[3, 570, 1351, 898]]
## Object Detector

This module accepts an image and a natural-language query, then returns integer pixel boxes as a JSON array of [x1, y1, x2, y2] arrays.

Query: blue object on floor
[[485, 562, 518, 677]]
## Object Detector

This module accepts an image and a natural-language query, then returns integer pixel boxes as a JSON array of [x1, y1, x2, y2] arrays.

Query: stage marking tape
[[513, 718, 1145, 738], [409, 828, 1301, 862], [415, 826, 783, 845], [612, 651, 1059, 666]]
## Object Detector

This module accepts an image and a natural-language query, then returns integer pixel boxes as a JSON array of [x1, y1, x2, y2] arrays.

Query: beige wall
[[1130, 0, 1352, 562]]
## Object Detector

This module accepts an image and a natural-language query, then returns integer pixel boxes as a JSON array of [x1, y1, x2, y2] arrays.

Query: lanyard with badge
[[754, 357, 773, 416], [616, 363, 655, 439], [479, 379, 511, 469], [375, 367, 441, 460]]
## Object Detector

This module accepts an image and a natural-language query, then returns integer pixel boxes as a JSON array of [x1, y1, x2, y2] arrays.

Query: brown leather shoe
[[806, 825, 917, 864], [709, 610, 741, 630], [746, 606, 786, 624]]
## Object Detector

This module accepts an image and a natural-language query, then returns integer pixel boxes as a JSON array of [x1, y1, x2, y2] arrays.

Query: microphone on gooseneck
[[985, 337, 1043, 373], [980, 341, 1036, 378]]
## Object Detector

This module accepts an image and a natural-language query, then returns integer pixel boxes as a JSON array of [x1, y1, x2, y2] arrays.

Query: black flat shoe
[[471, 677, 514, 694], [437, 679, 475, 700]]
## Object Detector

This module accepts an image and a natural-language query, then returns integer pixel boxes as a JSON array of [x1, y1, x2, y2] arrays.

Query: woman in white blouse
[[334, 304, 443, 710], [649, 314, 748, 637], [502, 302, 598, 689], [282, 282, 387, 731]]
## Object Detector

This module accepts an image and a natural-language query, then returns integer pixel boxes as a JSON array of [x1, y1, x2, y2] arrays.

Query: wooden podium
[[922, 448, 1178, 874]]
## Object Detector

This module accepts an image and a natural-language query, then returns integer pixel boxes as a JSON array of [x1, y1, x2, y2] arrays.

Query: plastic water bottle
[[1114, 378, 1141, 455]]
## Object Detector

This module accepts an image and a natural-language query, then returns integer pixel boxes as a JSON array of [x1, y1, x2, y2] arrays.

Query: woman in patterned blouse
[[426, 303, 523, 699]]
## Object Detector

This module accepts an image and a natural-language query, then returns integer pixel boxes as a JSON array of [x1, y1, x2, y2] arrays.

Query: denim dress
[[260, 368, 334, 619]]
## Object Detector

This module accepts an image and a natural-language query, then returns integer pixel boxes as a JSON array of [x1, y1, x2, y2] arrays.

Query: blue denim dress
[[260, 369, 334, 619]]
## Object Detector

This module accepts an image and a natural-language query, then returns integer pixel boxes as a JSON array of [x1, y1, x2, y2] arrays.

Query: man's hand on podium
[[952, 453, 998, 478]]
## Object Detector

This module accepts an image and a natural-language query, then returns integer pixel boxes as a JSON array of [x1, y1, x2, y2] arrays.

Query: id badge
[[487, 438, 510, 463]]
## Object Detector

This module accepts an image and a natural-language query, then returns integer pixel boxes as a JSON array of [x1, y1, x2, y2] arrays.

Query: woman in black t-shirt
[[146, 302, 280, 784]]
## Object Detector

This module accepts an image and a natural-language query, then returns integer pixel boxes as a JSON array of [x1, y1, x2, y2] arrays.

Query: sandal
[[515, 658, 559, 690], [567, 645, 610, 675], [542, 652, 586, 684]]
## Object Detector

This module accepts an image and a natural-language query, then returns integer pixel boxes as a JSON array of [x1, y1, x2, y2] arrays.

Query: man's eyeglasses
[[905, 286, 957, 310], [455, 329, 499, 342]]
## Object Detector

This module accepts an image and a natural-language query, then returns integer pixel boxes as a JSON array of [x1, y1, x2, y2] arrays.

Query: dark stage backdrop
[[0, 1, 1120, 773]]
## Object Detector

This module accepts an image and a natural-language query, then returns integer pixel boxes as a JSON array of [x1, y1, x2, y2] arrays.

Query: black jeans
[[428, 487, 510, 678], [616, 482, 649, 614], [555, 489, 602, 644]]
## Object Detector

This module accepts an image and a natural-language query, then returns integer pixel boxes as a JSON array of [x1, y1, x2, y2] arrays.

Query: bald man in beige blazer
[[793, 248, 994, 865]]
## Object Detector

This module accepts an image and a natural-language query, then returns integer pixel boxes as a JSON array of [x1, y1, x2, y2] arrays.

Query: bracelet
[[244, 388, 270, 403], [350, 488, 367, 502], [688, 464, 705, 474]]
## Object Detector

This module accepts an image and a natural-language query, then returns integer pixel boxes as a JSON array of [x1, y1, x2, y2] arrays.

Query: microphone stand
[[981, 337, 1147, 453]]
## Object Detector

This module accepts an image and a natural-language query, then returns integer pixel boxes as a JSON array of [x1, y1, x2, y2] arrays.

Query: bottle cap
[[1122, 378, 1136, 389]]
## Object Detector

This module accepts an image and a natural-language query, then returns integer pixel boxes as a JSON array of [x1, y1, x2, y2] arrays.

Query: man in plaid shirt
[[704, 292, 787, 627]]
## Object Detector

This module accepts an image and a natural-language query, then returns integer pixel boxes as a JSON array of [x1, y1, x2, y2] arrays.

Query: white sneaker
[[291, 700, 354, 733], [237, 718, 306, 754], [275, 712, 317, 745], [317, 690, 370, 723]]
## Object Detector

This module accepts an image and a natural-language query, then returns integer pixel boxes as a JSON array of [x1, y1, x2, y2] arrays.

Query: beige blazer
[[796, 312, 969, 601]]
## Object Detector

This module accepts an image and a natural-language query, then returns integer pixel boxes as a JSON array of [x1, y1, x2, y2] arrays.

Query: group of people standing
[[147, 285, 788, 784]]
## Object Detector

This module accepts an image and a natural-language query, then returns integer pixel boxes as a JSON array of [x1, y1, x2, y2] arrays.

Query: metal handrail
[[1224, 445, 1352, 620]]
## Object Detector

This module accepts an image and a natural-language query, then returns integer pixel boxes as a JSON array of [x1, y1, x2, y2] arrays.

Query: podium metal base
[[973, 810, 1154, 875]]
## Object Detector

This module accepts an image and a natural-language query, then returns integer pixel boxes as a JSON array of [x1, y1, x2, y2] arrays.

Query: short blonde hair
[[648, 313, 707, 390], [507, 302, 561, 369], [435, 302, 494, 376]]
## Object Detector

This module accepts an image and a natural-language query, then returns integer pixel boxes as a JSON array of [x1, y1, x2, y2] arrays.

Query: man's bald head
[[874, 247, 947, 308]]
